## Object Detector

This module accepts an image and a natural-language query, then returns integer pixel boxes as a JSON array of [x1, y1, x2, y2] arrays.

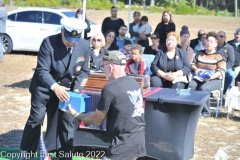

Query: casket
[[84, 72, 151, 94]]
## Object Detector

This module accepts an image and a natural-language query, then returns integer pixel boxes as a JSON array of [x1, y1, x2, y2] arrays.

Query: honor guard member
[[20, 17, 91, 160]]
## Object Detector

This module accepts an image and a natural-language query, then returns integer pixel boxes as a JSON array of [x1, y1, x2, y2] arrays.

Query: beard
[[105, 72, 111, 80]]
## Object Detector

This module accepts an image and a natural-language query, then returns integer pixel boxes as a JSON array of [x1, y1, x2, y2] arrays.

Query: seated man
[[64, 51, 146, 160], [116, 24, 134, 49], [190, 29, 205, 50], [228, 28, 240, 71], [217, 31, 235, 97]]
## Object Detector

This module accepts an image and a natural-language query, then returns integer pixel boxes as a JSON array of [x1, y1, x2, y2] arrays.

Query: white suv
[[2, 8, 101, 54]]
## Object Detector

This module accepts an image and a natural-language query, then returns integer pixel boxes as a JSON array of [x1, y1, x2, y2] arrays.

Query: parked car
[[2, 7, 101, 54]]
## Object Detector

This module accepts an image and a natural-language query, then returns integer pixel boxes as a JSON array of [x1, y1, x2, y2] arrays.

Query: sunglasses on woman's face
[[150, 37, 158, 40], [107, 34, 115, 39], [93, 38, 102, 42]]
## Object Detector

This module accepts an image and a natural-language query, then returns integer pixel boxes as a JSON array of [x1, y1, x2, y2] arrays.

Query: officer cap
[[60, 17, 87, 42]]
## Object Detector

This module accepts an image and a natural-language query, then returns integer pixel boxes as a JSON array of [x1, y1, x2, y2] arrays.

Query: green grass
[[0, 147, 94, 160]]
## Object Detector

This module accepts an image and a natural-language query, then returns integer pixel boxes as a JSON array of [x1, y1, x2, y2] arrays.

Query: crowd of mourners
[[81, 6, 240, 118]]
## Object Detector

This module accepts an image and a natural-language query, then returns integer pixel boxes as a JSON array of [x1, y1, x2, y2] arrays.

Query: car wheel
[[1, 34, 13, 54]]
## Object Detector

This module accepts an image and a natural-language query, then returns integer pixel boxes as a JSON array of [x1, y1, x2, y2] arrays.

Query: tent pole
[[81, 0, 86, 38], [127, 0, 132, 37]]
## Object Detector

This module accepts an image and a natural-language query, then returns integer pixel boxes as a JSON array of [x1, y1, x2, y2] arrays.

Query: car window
[[16, 11, 42, 23], [8, 13, 16, 21], [43, 12, 62, 25], [62, 12, 75, 18]]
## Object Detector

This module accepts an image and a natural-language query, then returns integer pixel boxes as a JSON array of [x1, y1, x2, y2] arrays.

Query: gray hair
[[0, 0, 5, 6], [235, 28, 240, 34]]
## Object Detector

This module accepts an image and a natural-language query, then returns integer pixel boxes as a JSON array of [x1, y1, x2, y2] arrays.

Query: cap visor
[[64, 32, 80, 43]]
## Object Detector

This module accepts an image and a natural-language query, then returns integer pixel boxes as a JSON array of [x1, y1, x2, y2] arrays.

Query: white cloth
[[225, 86, 240, 113]]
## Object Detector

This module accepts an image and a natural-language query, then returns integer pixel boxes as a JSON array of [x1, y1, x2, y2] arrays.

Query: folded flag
[[58, 92, 91, 113], [194, 69, 216, 82]]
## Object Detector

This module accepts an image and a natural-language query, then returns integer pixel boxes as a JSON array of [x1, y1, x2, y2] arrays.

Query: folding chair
[[210, 72, 225, 118], [142, 58, 151, 75], [141, 54, 155, 76]]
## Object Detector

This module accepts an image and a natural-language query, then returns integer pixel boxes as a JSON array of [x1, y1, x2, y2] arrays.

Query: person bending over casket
[[64, 50, 146, 160]]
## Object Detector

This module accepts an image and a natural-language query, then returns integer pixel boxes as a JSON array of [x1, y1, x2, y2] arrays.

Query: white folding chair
[[210, 73, 225, 118]]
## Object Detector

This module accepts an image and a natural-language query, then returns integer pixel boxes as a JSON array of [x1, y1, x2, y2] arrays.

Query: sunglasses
[[150, 37, 158, 40], [107, 34, 115, 38], [218, 35, 225, 38], [93, 38, 102, 42], [100, 63, 111, 69]]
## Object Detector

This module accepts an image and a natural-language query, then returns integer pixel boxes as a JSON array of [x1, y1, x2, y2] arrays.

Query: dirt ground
[[1, 9, 240, 160]]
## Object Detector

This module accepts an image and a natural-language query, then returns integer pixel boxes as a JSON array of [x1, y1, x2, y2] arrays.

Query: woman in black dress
[[154, 10, 176, 47], [150, 32, 191, 89]]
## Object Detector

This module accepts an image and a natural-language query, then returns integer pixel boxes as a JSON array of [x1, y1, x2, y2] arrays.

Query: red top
[[125, 58, 145, 75]]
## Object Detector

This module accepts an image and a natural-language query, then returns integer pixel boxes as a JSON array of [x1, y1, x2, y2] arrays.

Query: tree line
[[5, 0, 239, 17]]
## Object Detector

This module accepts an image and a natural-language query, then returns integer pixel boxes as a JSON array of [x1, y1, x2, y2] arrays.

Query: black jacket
[[129, 22, 140, 38], [30, 33, 90, 95], [83, 18, 91, 39], [190, 38, 199, 50], [151, 47, 191, 76], [228, 39, 240, 67], [90, 47, 106, 71]]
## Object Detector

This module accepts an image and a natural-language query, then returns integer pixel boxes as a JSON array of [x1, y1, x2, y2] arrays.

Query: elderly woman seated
[[150, 32, 191, 89], [89, 32, 107, 72], [225, 71, 240, 116], [189, 31, 226, 118]]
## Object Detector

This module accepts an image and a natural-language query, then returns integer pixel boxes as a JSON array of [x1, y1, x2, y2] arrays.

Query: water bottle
[[176, 82, 181, 94]]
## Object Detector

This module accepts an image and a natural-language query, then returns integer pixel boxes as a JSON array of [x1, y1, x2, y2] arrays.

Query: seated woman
[[178, 25, 194, 63], [89, 32, 106, 71], [150, 32, 191, 89], [189, 31, 226, 118], [103, 30, 119, 51], [143, 32, 163, 55], [225, 71, 240, 115]]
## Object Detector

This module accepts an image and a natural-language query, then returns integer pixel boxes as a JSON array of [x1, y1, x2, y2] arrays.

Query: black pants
[[189, 79, 222, 116], [20, 95, 75, 159], [150, 76, 186, 89]]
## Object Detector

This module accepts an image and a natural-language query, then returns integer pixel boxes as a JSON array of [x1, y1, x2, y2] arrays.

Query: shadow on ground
[[4, 79, 32, 88], [6, 51, 38, 56]]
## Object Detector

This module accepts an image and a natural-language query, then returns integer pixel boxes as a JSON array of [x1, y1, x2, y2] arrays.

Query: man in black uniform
[[20, 17, 91, 160], [66, 51, 146, 160]]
